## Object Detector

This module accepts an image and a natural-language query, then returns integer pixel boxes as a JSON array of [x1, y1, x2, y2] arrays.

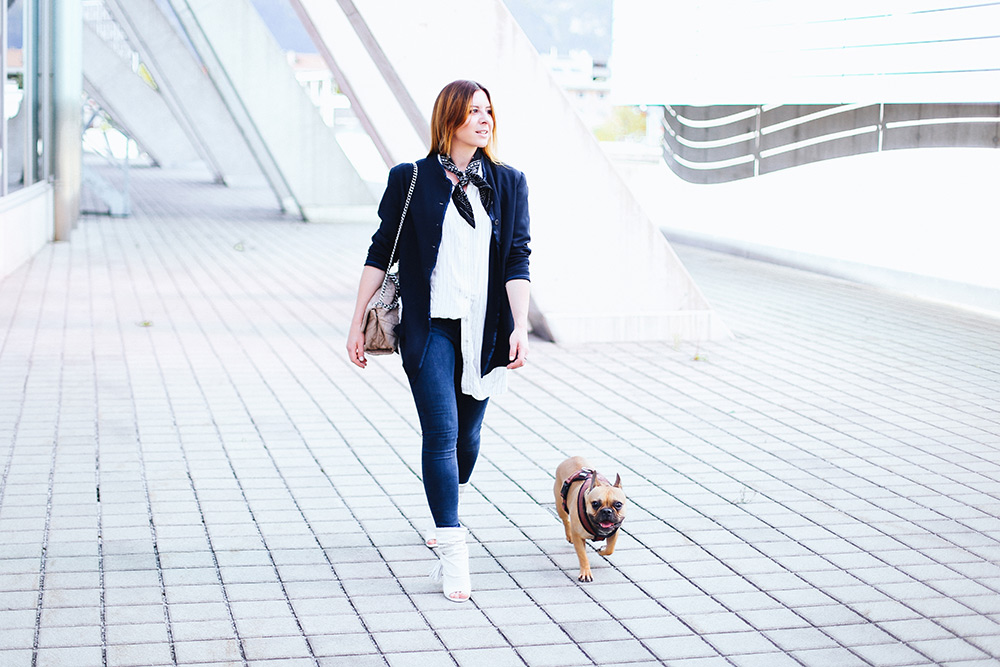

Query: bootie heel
[[428, 526, 471, 602]]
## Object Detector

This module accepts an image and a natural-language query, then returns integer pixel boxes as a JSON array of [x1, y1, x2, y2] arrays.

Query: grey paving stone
[[309, 632, 379, 657], [436, 626, 509, 651], [481, 604, 552, 627], [704, 630, 785, 657], [907, 637, 991, 663], [383, 651, 459, 667], [644, 634, 720, 661], [793, 603, 869, 626], [371, 629, 445, 654], [317, 655, 387, 667], [241, 635, 313, 661], [851, 600, 923, 623], [451, 646, 527, 667], [172, 638, 246, 664], [576, 638, 657, 663], [33, 646, 105, 667], [102, 621, 173, 646], [787, 647, 871, 666], [728, 653, 802, 667], [849, 641, 938, 666], [763, 627, 839, 652], [0, 627, 35, 651], [559, 619, 635, 643], [105, 642, 175, 667], [496, 621, 571, 648], [677, 611, 755, 635]]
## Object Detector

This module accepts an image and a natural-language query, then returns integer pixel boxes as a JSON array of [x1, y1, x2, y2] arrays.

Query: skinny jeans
[[407, 318, 488, 528]]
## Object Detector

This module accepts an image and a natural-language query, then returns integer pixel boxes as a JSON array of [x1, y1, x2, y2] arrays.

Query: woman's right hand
[[347, 325, 367, 368], [348, 266, 388, 370]]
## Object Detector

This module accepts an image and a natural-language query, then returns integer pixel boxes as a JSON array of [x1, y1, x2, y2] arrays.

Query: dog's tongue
[[600, 521, 615, 529]]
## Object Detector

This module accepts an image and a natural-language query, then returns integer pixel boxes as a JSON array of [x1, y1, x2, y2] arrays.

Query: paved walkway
[[2, 166, 999, 667]]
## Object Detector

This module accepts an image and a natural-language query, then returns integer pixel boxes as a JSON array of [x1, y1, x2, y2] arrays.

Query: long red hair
[[428, 80, 499, 162]]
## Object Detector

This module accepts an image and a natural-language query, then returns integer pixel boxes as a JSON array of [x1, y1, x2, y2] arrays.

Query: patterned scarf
[[439, 151, 493, 228]]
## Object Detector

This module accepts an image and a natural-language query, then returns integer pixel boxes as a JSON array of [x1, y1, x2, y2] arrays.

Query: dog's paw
[[577, 570, 593, 582]]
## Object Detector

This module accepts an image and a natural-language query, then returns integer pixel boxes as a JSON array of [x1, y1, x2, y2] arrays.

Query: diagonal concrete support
[[308, 0, 730, 343], [101, 0, 264, 187], [163, 0, 374, 217], [288, 0, 427, 167], [82, 21, 201, 168]]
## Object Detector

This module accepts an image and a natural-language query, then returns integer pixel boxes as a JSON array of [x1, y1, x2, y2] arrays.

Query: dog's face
[[583, 474, 626, 538]]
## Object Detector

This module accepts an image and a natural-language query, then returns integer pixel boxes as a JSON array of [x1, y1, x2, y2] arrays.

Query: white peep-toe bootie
[[428, 526, 471, 602], [425, 483, 469, 548]]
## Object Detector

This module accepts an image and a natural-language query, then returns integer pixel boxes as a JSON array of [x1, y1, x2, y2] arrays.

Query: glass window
[[5, 0, 26, 192]]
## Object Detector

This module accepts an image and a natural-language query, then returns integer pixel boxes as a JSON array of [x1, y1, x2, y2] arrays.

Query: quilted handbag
[[363, 163, 417, 355]]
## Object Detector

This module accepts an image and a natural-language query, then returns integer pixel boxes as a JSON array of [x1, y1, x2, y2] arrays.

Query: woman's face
[[451, 90, 493, 155]]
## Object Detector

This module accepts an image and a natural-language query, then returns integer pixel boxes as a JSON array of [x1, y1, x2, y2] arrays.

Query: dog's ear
[[613, 474, 622, 489]]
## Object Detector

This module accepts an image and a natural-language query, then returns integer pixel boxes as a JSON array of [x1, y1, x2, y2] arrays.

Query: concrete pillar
[[52, 0, 82, 240]]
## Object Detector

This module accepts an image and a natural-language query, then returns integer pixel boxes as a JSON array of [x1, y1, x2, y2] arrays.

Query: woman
[[347, 80, 531, 602]]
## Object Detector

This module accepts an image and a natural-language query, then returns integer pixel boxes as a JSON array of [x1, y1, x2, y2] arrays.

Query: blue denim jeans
[[407, 318, 488, 528]]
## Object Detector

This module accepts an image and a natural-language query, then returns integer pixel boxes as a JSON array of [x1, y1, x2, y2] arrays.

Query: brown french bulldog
[[553, 456, 626, 582]]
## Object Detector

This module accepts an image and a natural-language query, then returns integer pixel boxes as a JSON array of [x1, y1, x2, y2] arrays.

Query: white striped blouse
[[429, 160, 507, 399]]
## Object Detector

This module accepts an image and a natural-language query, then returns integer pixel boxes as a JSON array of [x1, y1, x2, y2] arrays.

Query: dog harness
[[560, 468, 619, 542]]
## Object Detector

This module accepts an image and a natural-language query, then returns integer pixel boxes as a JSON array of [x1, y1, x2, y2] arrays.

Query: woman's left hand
[[507, 326, 529, 369]]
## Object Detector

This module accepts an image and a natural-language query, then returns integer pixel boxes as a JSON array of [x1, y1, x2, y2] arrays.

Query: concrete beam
[[324, 0, 730, 343], [102, 0, 265, 186], [288, 0, 427, 166], [164, 0, 374, 218], [83, 22, 201, 168]]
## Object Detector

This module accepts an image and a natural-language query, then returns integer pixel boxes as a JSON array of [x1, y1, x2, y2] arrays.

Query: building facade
[[0, 0, 80, 281]]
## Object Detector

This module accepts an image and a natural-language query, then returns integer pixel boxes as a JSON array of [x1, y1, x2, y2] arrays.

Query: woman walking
[[347, 80, 531, 602]]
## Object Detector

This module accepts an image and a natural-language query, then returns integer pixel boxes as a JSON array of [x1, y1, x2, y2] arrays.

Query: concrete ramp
[[303, 0, 730, 343]]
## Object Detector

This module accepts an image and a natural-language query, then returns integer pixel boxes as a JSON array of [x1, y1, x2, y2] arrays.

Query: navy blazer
[[365, 155, 531, 379]]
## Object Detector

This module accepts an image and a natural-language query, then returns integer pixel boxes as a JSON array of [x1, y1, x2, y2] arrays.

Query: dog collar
[[560, 468, 619, 542]]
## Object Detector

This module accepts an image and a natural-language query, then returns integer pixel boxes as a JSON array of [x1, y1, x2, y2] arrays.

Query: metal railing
[[662, 103, 1000, 184]]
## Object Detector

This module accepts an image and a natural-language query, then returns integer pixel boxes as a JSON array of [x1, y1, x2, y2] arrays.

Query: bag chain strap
[[375, 162, 418, 310]]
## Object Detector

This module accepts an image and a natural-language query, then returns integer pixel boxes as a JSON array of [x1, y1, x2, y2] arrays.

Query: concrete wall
[[0, 183, 54, 282], [615, 145, 1000, 315]]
